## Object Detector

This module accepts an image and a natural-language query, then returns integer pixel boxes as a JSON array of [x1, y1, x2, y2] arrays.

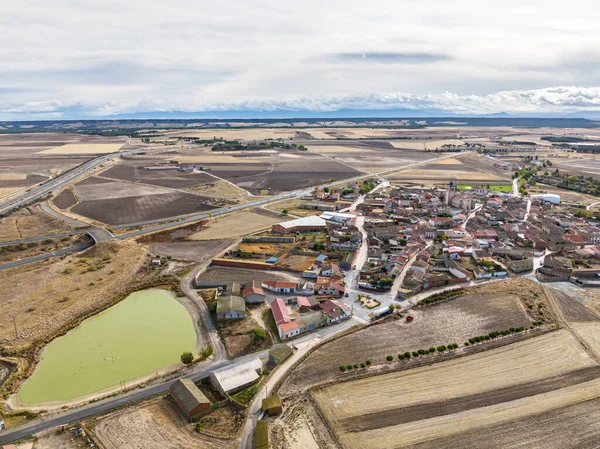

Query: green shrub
[[436, 345, 447, 352], [464, 342, 470, 346], [417, 349, 426, 355], [180, 352, 194, 365], [339, 365, 346, 372], [365, 360, 371, 366], [386, 355, 393, 362], [346, 364, 353, 370], [404, 352, 411, 359], [398, 354, 405, 360], [412, 351, 419, 357], [250, 327, 267, 341], [360, 363, 366, 368], [353, 364, 359, 369]]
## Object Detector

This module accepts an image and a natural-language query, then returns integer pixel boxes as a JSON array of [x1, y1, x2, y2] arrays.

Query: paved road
[[0, 243, 94, 271], [0, 147, 175, 216], [0, 232, 82, 247], [0, 151, 468, 442]]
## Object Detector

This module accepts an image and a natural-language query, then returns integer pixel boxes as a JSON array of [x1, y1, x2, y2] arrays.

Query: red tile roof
[[297, 296, 311, 307], [271, 298, 291, 325]]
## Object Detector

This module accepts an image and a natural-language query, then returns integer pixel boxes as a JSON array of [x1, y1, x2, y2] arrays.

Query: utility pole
[[9, 313, 17, 340]]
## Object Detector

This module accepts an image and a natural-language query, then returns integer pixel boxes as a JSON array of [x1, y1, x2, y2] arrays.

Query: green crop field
[[457, 184, 512, 193]]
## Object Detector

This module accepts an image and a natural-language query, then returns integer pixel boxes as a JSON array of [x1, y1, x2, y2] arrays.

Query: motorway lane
[[0, 232, 82, 247], [0, 151, 468, 442], [0, 243, 94, 271]]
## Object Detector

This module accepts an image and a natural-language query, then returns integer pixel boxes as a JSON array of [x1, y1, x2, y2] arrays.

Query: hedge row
[[421, 289, 465, 305], [465, 326, 527, 346], [339, 360, 372, 372]]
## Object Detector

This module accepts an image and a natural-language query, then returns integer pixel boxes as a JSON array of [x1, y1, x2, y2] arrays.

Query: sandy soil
[[390, 139, 467, 150], [0, 173, 27, 180], [307, 145, 374, 154], [34, 428, 87, 449], [171, 154, 266, 164], [90, 398, 234, 449], [189, 211, 280, 240], [314, 330, 596, 449], [281, 288, 536, 396], [37, 143, 125, 155], [270, 394, 338, 449], [0, 187, 23, 198], [0, 205, 74, 240], [0, 240, 147, 346], [390, 169, 506, 181]]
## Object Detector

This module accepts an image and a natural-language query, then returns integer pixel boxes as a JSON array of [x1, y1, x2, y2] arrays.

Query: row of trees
[[339, 360, 372, 372]]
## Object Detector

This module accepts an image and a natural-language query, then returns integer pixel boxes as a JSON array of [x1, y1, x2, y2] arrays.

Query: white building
[[531, 194, 560, 204], [209, 358, 262, 394]]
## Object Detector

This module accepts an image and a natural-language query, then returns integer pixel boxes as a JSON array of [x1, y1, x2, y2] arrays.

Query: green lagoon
[[18, 289, 196, 405]]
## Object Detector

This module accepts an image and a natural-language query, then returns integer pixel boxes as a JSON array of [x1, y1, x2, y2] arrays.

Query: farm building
[[169, 379, 211, 420], [320, 211, 356, 225], [255, 420, 269, 449], [210, 357, 262, 394], [320, 300, 351, 324], [531, 193, 560, 204], [216, 295, 246, 320], [262, 280, 297, 293], [272, 216, 328, 234], [269, 344, 293, 365], [262, 394, 283, 416], [243, 281, 265, 303], [296, 311, 326, 333]]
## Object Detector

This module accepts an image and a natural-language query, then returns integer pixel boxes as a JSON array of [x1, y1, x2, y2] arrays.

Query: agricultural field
[[188, 210, 281, 240], [100, 163, 214, 189], [0, 204, 74, 240], [149, 240, 228, 263], [276, 253, 316, 271], [265, 198, 323, 217], [195, 267, 299, 284], [457, 183, 512, 192], [37, 143, 125, 155], [280, 279, 549, 396], [0, 240, 147, 347], [312, 329, 596, 449], [90, 397, 238, 449], [173, 147, 360, 193], [68, 176, 217, 225], [389, 153, 510, 184], [550, 156, 600, 181], [528, 183, 599, 205]]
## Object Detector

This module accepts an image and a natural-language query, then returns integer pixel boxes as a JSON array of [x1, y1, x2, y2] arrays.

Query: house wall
[[245, 293, 265, 303]]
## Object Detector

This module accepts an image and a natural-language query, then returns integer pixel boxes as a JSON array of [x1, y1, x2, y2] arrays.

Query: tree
[[282, 209, 288, 216], [574, 209, 592, 219], [339, 365, 346, 372], [386, 355, 394, 361], [181, 352, 194, 365], [250, 327, 266, 341]]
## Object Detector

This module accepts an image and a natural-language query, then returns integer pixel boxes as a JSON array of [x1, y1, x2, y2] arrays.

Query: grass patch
[[231, 379, 262, 405], [457, 184, 511, 193]]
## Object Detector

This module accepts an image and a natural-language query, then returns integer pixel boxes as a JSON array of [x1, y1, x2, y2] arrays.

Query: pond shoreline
[[10, 288, 199, 411]]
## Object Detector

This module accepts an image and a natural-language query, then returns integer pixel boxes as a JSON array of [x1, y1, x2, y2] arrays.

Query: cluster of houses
[[270, 296, 351, 340]]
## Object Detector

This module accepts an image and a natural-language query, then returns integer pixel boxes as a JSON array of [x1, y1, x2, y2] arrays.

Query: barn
[[170, 378, 211, 420]]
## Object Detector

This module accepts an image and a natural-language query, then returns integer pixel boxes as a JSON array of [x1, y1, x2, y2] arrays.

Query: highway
[[0, 243, 94, 271], [0, 147, 176, 216], [0, 151, 467, 443]]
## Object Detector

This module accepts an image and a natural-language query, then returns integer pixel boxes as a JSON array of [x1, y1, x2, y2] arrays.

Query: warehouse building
[[170, 378, 211, 420], [210, 357, 263, 395]]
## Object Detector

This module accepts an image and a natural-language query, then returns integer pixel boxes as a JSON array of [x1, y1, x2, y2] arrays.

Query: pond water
[[18, 289, 196, 405]]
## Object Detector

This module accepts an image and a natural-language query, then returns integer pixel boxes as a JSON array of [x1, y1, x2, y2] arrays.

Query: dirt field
[[90, 398, 236, 449], [0, 240, 147, 347], [552, 157, 600, 181], [277, 254, 315, 271], [313, 330, 595, 449], [529, 183, 599, 205], [265, 198, 321, 217], [189, 211, 281, 240], [281, 279, 547, 396], [100, 164, 214, 189], [52, 189, 78, 209], [552, 290, 600, 322], [149, 240, 228, 262], [196, 267, 299, 284], [0, 205, 74, 240], [37, 143, 125, 155], [71, 191, 217, 225]]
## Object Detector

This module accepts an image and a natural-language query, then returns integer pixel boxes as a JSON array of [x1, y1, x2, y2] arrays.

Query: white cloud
[[1, 0, 600, 118]]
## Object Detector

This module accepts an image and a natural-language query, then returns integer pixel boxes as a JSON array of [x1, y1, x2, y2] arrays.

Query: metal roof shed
[[209, 357, 263, 394]]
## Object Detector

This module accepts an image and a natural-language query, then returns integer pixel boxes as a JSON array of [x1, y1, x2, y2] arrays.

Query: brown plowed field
[[53, 189, 78, 209], [71, 192, 216, 225], [0, 173, 48, 188], [196, 267, 299, 284], [409, 396, 600, 449], [552, 290, 600, 322], [281, 292, 532, 396], [101, 164, 214, 189], [313, 330, 596, 449], [91, 398, 233, 449]]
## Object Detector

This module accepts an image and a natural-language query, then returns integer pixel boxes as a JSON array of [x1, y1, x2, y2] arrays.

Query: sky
[[1, 0, 600, 119]]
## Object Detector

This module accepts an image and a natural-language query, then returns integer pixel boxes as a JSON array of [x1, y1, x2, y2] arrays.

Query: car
[[345, 292, 349, 297]]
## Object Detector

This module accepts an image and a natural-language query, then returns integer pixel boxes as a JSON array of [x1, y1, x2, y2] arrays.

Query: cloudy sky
[[2, 0, 600, 119]]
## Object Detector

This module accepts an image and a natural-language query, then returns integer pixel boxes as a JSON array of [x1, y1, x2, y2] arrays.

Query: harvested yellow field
[[570, 323, 600, 362], [315, 330, 593, 421], [189, 211, 280, 240], [391, 169, 505, 181], [306, 145, 373, 154], [314, 330, 597, 449], [37, 143, 125, 155], [0, 173, 27, 180], [342, 378, 600, 449], [0, 187, 21, 198], [170, 129, 298, 140], [426, 157, 464, 165], [175, 154, 265, 164]]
